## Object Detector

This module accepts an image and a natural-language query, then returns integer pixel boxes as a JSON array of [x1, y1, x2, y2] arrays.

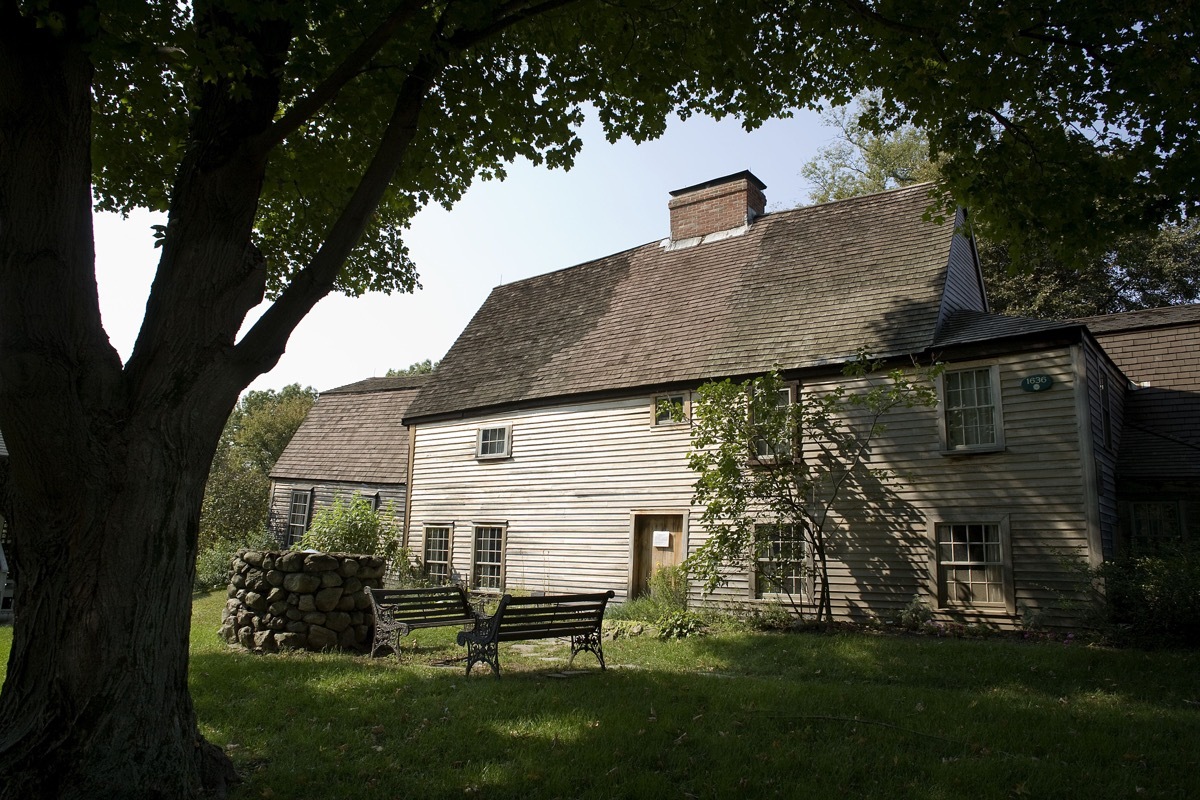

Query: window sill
[[939, 444, 1005, 457], [475, 453, 511, 462]]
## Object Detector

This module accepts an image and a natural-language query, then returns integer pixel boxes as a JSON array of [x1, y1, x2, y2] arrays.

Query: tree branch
[[260, 0, 428, 152], [444, 0, 578, 50], [230, 57, 442, 382]]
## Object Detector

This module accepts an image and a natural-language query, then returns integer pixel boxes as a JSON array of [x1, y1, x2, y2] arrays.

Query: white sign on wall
[[653, 530, 671, 549]]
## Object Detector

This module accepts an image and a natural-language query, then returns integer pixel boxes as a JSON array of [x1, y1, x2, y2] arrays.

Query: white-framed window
[[286, 489, 313, 547], [931, 517, 1013, 612], [752, 384, 797, 462], [1129, 501, 1183, 552], [652, 393, 689, 426], [939, 365, 1004, 452], [471, 524, 506, 591], [476, 424, 512, 459], [753, 523, 807, 598], [423, 525, 452, 584]]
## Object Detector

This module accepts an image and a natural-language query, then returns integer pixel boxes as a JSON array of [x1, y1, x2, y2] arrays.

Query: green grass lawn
[[4, 594, 1200, 799]]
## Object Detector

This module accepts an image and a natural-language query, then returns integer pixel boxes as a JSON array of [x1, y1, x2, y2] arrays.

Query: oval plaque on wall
[[1020, 375, 1054, 392]]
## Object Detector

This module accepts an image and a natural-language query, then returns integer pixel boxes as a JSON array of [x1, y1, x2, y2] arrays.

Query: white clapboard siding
[[409, 346, 1101, 628]]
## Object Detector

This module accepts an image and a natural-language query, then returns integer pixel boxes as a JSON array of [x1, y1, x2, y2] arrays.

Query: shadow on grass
[[190, 629, 1200, 800]]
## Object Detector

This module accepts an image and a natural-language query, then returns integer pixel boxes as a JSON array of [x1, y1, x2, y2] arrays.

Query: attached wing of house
[[269, 375, 429, 547]]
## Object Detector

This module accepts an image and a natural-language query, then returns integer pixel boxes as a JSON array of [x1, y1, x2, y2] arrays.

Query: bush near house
[[294, 494, 401, 562], [1098, 543, 1200, 646]]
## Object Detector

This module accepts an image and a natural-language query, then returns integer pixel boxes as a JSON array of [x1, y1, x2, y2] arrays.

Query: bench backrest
[[492, 590, 614, 642], [368, 585, 472, 624]]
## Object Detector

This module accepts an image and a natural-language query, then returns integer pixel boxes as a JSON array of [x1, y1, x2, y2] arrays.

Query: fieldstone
[[342, 577, 362, 595], [325, 612, 351, 633], [277, 551, 307, 572], [358, 560, 385, 580], [265, 569, 284, 587], [354, 624, 370, 642], [287, 593, 299, 605], [230, 573, 246, 589], [266, 587, 287, 604], [236, 610, 255, 629], [336, 595, 356, 612], [225, 598, 241, 613], [339, 559, 360, 578], [218, 623, 234, 642], [268, 601, 289, 616], [286, 620, 307, 633], [226, 585, 239, 599], [298, 594, 317, 612], [338, 627, 358, 649], [268, 617, 287, 631], [244, 591, 268, 613], [350, 611, 364, 626], [237, 626, 254, 649], [253, 630, 276, 653], [243, 567, 264, 587], [304, 553, 339, 573], [285, 607, 303, 621], [320, 572, 343, 588], [275, 632, 307, 650], [308, 625, 337, 650], [235, 589, 246, 601], [315, 587, 343, 612], [283, 572, 322, 594], [262, 555, 276, 571], [354, 592, 372, 611], [243, 550, 264, 568], [302, 611, 327, 625]]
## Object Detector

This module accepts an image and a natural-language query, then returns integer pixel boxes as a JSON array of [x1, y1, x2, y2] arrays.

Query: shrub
[[1098, 544, 1200, 646], [607, 565, 689, 622], [894, 595, 934, 631], [656, 610, 707, 640], [194, 528, 276, 591], [295, 494, 400, 561]]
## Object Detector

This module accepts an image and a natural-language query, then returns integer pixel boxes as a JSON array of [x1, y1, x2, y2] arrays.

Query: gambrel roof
[[407, 184, 986, 420], [271, 376, 428, 484]]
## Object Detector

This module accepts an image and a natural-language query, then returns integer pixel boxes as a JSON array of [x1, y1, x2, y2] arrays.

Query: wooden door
[[632, 514, 684, 598]]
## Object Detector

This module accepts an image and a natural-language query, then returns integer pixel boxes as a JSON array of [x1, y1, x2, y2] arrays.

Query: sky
[[93, 108, 832, 394]]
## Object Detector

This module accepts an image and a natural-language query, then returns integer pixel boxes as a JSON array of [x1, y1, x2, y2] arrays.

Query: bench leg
[[464, 638, 501, 677], [568, 629, 605, 670], [369, 624, 409, 660]]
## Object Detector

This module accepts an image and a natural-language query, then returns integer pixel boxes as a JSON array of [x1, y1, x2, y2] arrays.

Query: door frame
[[627, 509, 690, 599]]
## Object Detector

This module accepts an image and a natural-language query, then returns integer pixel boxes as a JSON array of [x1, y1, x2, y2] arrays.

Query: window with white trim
[[653, 393, 688, 426], [424, 525, 452, 584], [752, 385, 796, 461], [286, 489, 313, 547], [472, 524, 505, 591], [1129, 501, 1183, 552], [753, 523, 806, 598], [941, 366, 1003, 451], [935, 522, 1007, 609], [476, 425, 512, 459]]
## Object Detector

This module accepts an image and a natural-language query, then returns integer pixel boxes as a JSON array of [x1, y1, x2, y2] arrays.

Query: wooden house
[[1077, 305, 1200, 550], [268, 375, 428, 547], [400, 173, 1138, 628]]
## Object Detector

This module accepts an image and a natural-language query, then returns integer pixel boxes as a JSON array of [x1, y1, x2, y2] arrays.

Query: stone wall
[[219, 550, 386, 653]]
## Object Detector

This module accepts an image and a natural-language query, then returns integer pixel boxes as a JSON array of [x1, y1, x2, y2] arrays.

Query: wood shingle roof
[[270, 376, 428, 484], [406, 184, 965, 420]]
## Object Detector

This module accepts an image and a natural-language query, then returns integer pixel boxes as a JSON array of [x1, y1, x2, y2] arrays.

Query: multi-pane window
[[286, 490, 312, 547], [754, 523, 806, 598], [654, 394, 686, 426], [476, 425, 511, 458], [753, 386, 795, 460], [937, 523, 1005, 608], [424, 526, 451, 584], [944, 368, 998, 449], [1129, 502, 1182, 552], [472, 525, 505, 590]]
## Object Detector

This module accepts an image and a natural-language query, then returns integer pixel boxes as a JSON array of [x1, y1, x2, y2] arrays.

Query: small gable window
[[653, 393, 688, 426], [476, 424, 512, 459]]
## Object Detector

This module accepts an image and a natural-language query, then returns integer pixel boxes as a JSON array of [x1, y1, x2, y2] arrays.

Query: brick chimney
[[667, 171, 767, 242]]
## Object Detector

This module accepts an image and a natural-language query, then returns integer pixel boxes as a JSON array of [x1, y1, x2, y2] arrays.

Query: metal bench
[[456, 590, 615, 676], [365, 584, 475, 659]]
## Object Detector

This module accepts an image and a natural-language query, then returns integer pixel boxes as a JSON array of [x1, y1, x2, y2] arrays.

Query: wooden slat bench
[[456, 590, 615, 676], [365, 585, 475, 659]]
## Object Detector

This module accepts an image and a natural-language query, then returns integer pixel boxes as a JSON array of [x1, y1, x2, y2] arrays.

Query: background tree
[[2, 1, 1197, 797], [386, 359, 439, 376], [199, 384, 316, 551], [801, 97, 1200, 318], [685, 360, 938, 623]]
